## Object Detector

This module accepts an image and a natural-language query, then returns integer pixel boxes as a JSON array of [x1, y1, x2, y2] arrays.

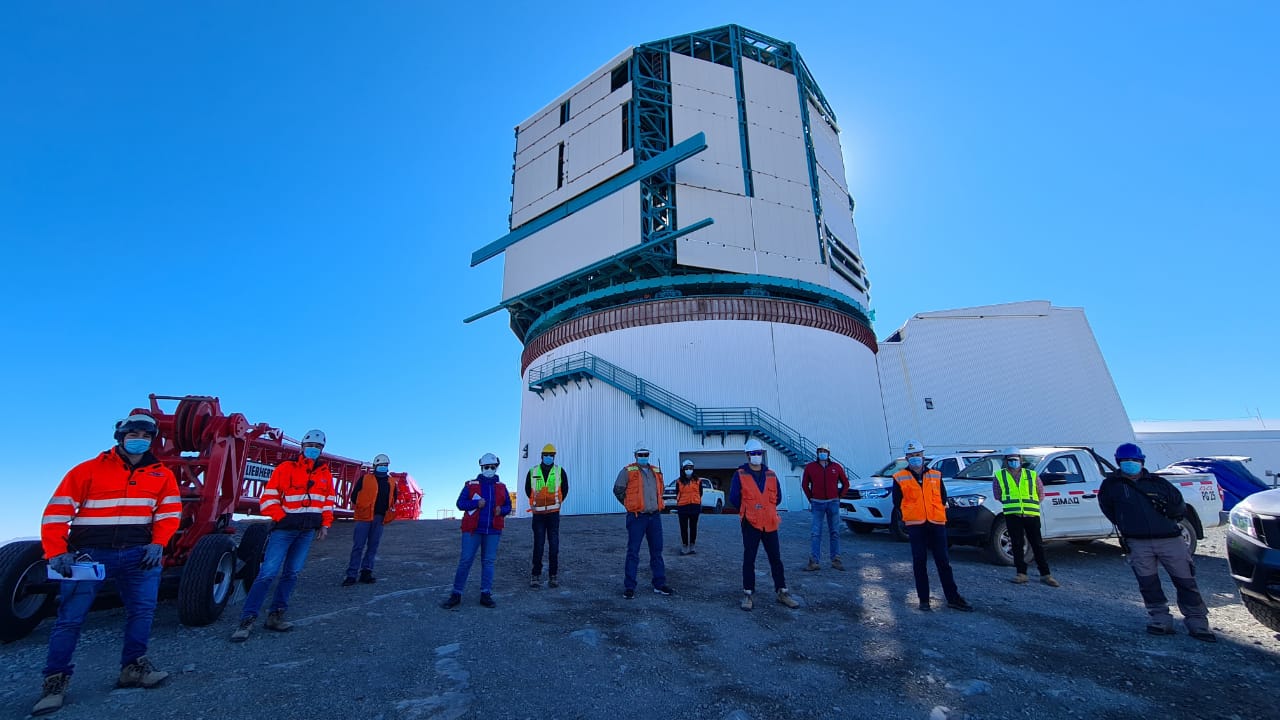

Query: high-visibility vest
[[676, 476, 703, 506], [738, 468, 781, 532], [530, 465, 563, 514], [623, 465, 664, 513], [893, 468, 947, 525], [996, 468, 1041, 517]]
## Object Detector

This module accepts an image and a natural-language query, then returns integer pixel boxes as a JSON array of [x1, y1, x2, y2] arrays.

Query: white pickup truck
[[840, 452, 991, 541], [943, 447, 1224, 565], [662, 478, 726, 513]]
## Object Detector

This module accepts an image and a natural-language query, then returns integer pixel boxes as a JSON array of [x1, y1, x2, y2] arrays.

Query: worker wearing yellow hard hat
[[526, 443, 568, 588]]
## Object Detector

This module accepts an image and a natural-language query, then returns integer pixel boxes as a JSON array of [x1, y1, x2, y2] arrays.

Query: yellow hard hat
[[541, 443, 557, 455]]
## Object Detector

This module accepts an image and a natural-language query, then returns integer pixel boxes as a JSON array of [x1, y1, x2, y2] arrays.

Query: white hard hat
[[373, 453, 390, 466], [744, 438, 765, 454], [903, 440, 924, 454], [479, 452, 500, 466], [634, 441, 650, 453], [302, 429, 326, 446], [1002, 447, 1021, 458], [681, 459, 694, 468], [816, 441, 831, 452]]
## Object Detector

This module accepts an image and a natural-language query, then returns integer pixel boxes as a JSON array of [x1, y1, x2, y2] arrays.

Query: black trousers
[[1006, 513, 1050, 575], [741, 520, 786, 592], [531, 512, 560, 577], [678, 506, 700, 545]]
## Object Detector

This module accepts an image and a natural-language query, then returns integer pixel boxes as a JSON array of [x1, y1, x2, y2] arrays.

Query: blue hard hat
[[1114, 442, 1145, 461]]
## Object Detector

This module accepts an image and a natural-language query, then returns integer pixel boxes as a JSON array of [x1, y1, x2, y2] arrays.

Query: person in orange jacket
[[231, 429, 336, 641], [33, 411, 180, 716], [343, 453, 398, 586]]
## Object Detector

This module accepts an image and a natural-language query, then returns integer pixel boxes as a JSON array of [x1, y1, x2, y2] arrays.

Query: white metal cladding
[[742, 59, 811, 186], [564, 86, 632, 183], [501, 186, 640, 301], [876, 301, 1136, 455], [515, 319, 888, 515], [810, 106, 849, 195], [511, 146, 560, 219], [671, 52, 744, 194], [516, 48, 633, 143], [674, 185, 755, 252]]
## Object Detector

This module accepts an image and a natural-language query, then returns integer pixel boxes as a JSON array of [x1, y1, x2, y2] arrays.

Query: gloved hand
[[48, 553, 76, 578], [139, 544, 164, 569]]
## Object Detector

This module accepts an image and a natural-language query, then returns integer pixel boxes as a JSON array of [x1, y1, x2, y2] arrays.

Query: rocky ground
[[1, 513, 1277, 720]]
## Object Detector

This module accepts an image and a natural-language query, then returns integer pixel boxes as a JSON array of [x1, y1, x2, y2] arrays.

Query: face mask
[[817, 452, 829, 461], [123, 438, 151, 455], [907, 456, 924, 469], [683, 469, 693, 477], [303, 447, 321, 460], [748, 453, 763, 466], [375, 465, 389, 474], [1007, 460, 1021, 470], [1119, 460, 1142, 475], [481, 469, 496, 478], [542, 455, 555, 465], [636, 457, 649, 466]]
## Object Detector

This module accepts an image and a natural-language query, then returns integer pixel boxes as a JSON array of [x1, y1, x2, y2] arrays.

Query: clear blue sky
[[2, 2, 1276, 537]]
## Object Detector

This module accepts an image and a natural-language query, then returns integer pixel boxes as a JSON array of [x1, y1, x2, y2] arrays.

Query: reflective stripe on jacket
[[41, 449, 181, 559], [894, 468, 947, 525], [996, 468, 1041, 516], [677, 476, 703, 507], [353, 472, 398, 523], [261, 456, 336, 530], [738, 468, 781, 532], [530, 465, 563, 514], [624, 465, 665, 514]]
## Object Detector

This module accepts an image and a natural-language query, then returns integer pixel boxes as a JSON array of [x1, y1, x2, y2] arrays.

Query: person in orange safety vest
[[612, 442, 673, 599], [343, 453, 398, 586], [892, 440, 973, 612], [729, 438, 800, 611]]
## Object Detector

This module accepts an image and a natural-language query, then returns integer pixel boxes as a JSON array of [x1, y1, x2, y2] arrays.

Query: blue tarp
[[1163, 457, 1271, 512]]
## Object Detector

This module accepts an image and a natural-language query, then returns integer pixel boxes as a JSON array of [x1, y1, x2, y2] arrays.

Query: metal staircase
[[527, 351, 845, 471]]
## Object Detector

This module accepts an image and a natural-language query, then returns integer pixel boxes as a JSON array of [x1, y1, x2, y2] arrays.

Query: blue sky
[[2, 2, 1276, 536]]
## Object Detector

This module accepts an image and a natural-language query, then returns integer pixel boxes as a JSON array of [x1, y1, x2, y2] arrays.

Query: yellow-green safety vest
[[530, 464, 563, 513], [996, 468, 1040, 517]]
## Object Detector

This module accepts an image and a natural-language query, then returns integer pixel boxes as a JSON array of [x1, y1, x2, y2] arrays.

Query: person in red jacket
[[441, 453, 512, 609], [231, 429, 335, 641], [801, 441, 850, 571], [33, 412, 180, 716]]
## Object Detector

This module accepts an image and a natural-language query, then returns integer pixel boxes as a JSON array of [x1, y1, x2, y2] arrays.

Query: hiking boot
[[740, 592, 754, 611], [777, 589, 799, 609], [548, 575, 559, 588], [687, 545, 696, 555], [479, 593, 496, 608], [803, 558, 821, 571], [117, 656, 168, 689], [623, 589, 635, 600], [359, 570, 376, 584], [1189, 629, 1217, 643], [918, 599, 932, 612], [1041, 574, 1060, 588], [654, 585, 674, 596], [530, 576, 540, 589], [440, 593, 462, 609], [32, 673, 68, 716], [831, 556, 845, 571], [947, 597, 975, 612], [679, 545, 688, 555], [264, 610, 293, 632], [341, 576, 357, 587], [1146, 624, 1176, 636], [230, 616, 255, 642], [1012, 573, 1029, 584]]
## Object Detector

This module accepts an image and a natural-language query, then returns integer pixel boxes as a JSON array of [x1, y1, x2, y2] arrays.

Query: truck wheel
[[236, 523, 272, 593], [0, 541, 56, 643], [1242, 596, 1280, 633], [890, 509, 910, 542], [984, 516, 1035, 566], [715, 499, 724, 514], [178, 534, 236, 627], [1178, 518, 1198, 556]]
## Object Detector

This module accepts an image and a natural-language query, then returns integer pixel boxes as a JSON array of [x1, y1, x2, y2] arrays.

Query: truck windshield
[[954, 455, 1046, 480], [873, 457, 934, 477]]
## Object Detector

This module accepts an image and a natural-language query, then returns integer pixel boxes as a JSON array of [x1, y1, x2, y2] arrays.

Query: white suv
[[840, 452, 992, 541]]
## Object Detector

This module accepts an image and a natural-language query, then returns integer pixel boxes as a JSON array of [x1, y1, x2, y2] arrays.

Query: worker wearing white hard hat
[[730, 438, 799, 611], [612, 441, 673, 599], [892, 440, 973, 612], [802, 441, 850, 571], [675, 459, 704, 555], [992, 448, 1057, 587], [441, 453, 512, 609], [343, 453, 399, 587]]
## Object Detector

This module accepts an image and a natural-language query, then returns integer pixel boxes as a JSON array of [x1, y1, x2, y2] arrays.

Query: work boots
[[777, 589, 800, 609], [831, 556, 845, 571], [530, 575, 540, 589], [264, 610, 293, 632], [803, 558, 821, 571], [1041, 574, 1060, 587], [548, 575, 559, 588], [441, 593, 462, 609], [359, 569, 376, 584], [1012, 573, 1029, 584], [117, 656, 169, 689], [230, 616, 255, 642], [740, 591, 754, 611], [31, 673, 68, 716], [679, 544, 690, 555]]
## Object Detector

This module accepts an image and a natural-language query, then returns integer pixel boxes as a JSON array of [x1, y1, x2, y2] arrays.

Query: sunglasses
[[480, 464, 498, 471]]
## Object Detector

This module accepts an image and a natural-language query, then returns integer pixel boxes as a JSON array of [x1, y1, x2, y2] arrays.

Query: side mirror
[[1041, 472, 1068, 486]]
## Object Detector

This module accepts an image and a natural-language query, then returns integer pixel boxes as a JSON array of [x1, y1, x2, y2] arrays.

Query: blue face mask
[[303, 447, 321, 460], [907, 456, 924, 469], [636, 456, 649, 466], [1008, 459, 1021, 470], [817, 452, 829, 461], [375, 465, 389, 474], [542, 455, 555, 465], [123, 438, 151, 455], [1119, 460, 1142, 475]]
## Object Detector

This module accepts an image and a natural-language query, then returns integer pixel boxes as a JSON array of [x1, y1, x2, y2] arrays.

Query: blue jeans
[[44, 545, 161, 677], [240, 528, 315, 620], [452, 532, 500, 595], [624, 512, 666, 591], [809, 499, 841, 561], [906, 522, 960, 603], [346, 517, 386, 578]]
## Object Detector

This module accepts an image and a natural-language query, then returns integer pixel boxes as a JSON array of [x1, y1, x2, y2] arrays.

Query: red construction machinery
[[0, 394, 423, 642]]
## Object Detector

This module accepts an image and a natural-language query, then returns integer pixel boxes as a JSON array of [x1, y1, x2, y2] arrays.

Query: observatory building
[[469, 25, 888, 513]]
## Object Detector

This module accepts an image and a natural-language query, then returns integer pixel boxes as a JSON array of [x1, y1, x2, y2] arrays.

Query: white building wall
[[516, 320, 888, 516], [1135, 420, 1280, 480], [877, 301, 1135, 455]]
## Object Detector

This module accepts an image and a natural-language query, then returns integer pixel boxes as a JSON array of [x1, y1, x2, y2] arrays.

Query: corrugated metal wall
[[514, 320, 887, 516]]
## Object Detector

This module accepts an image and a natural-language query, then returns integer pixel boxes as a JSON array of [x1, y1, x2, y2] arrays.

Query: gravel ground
[[1, 513, 1277, 720]]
